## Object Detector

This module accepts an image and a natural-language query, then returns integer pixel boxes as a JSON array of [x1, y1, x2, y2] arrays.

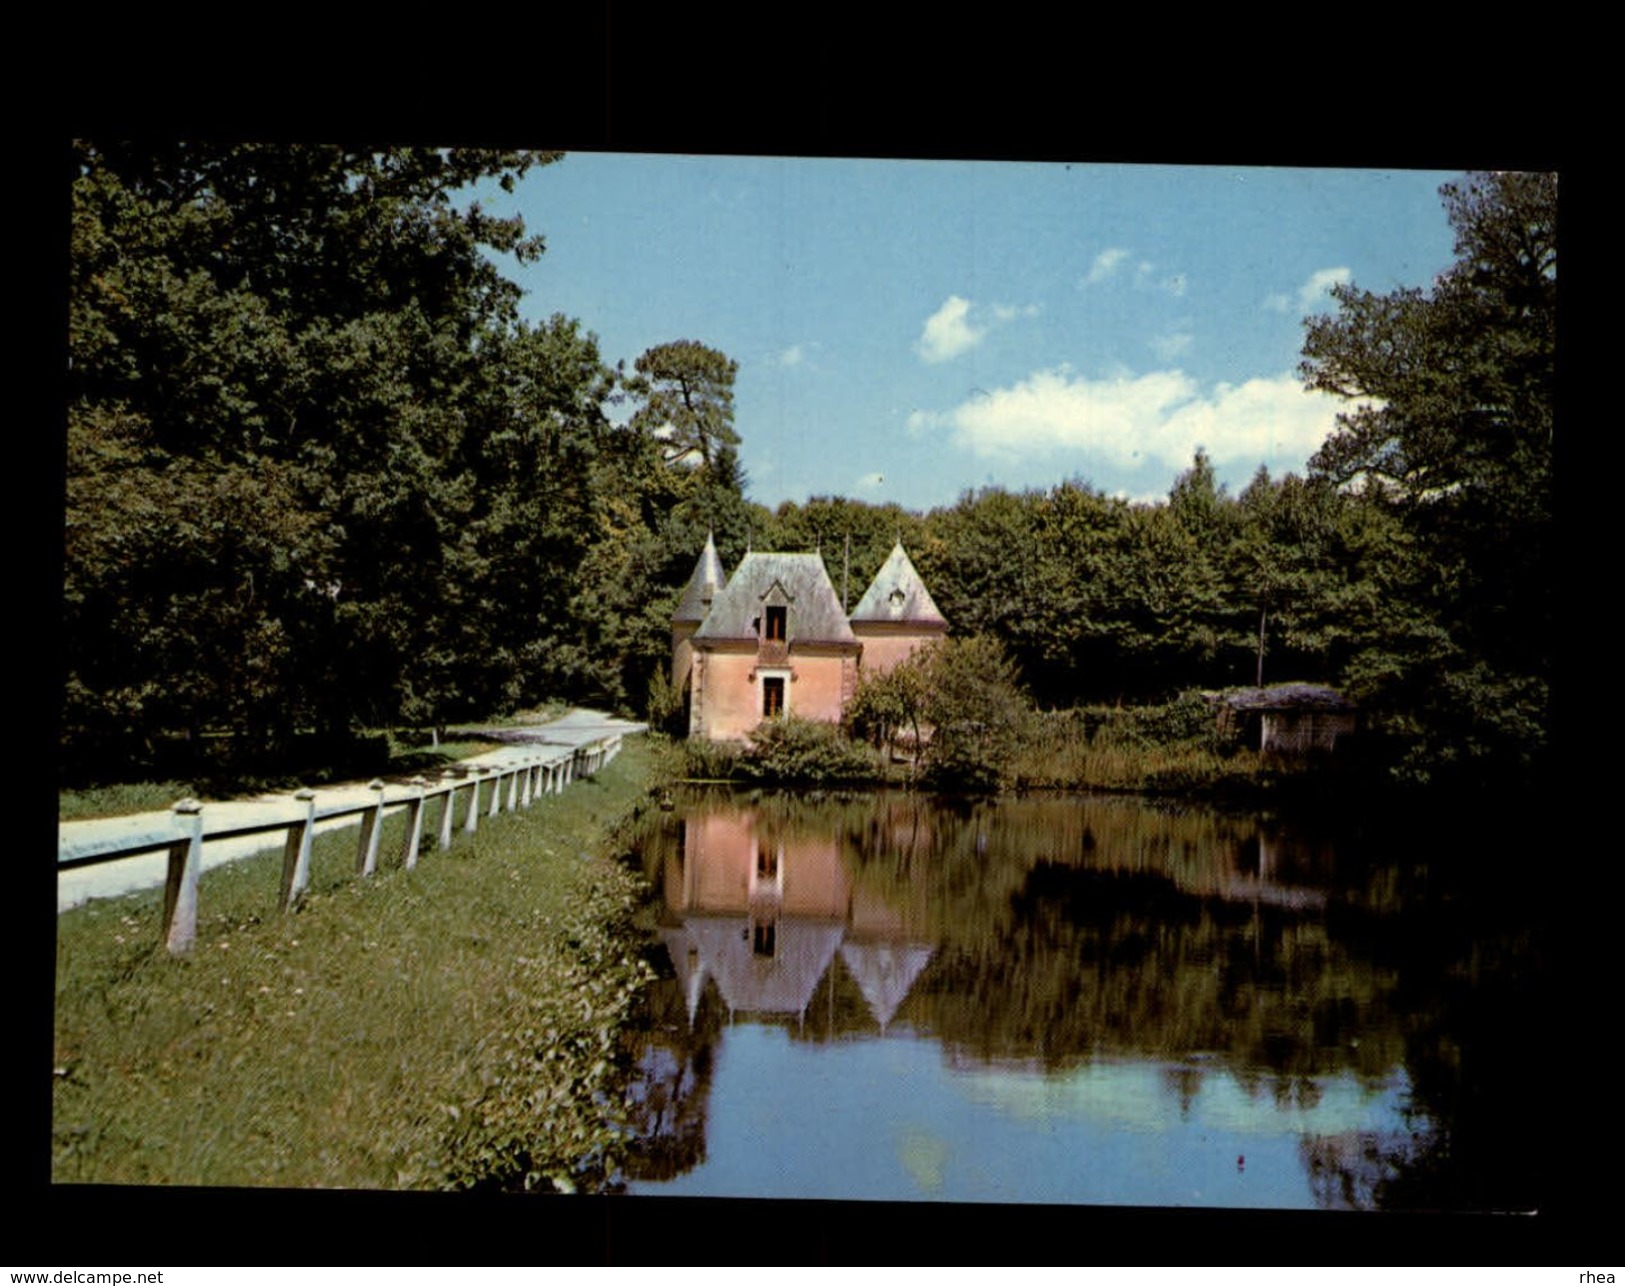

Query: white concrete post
[[280, 788, 318, 910], [357, 779, 386, 875], [519, 759, 533, 809], [435, 773, 455, 851], [506, 765, 520, 811], [163, 799, 204, 954], [402, 776, 428, 870], [464, 771, 482, 834], [487, 768, 502, 818], [438, 773, 458, 851]]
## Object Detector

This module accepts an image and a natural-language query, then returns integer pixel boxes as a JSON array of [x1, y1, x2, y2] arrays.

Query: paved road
[[57, 709, 647, 912]]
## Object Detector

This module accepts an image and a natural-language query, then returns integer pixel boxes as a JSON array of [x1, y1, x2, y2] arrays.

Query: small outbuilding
[[1215, 683, 1357, 758]]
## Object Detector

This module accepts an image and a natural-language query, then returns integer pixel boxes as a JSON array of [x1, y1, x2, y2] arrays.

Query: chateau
[[671, 534, 948, 741]]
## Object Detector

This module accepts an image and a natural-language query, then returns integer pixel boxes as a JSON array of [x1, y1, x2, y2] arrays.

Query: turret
[[672, 531, 728, 689]]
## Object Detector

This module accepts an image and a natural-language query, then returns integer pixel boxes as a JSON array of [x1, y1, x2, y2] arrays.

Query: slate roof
[[839, 941, 935, 1031], [848, 541, 949, 628], [1219, 683, 1354, 711], [676, 913, 846, 1017], [672, 532, 728, 624], [691, 552, 858, 644]]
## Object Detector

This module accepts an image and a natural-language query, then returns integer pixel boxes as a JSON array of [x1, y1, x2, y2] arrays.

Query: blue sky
[[483, 155, 1462, 513]]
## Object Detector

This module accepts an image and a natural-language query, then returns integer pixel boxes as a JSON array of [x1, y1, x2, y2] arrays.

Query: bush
[[658, 735, 742, 781], [1080, 692, 1222, 752], [737, 717, 878, 786], [644, 666, 688, 737]]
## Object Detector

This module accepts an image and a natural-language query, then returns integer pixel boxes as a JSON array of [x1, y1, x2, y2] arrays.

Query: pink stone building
[[672, 535, 948, 742]]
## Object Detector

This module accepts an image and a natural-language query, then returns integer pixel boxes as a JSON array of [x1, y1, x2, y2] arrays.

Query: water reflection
[[618, 789, 1536, 1210]]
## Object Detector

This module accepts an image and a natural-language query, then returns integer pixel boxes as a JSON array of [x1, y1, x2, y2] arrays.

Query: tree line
[[65, 143, 743, 782], [65, 148, 1552, 795], [738, 172, 1557, 794]]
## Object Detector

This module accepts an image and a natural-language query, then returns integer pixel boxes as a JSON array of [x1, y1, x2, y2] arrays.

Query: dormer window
[[889, 588, 906, 607], [765, 604, 787, 643]]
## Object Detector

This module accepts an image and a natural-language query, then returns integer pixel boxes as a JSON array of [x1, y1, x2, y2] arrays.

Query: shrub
[[738, 717, 878, 786], [659, 735, 742, 781]]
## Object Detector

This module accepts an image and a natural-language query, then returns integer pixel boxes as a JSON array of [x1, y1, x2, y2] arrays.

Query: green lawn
[[53, 739, 657, 1193]]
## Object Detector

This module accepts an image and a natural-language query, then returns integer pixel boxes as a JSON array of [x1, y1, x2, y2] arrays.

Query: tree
[[1299, 171, 1556, 787], [845, 657, 930, 776], [65, 142, 561, 778], [849, 637, 1032, 793], [626, 340, 741, 472], [918, 636, 1031, 792]]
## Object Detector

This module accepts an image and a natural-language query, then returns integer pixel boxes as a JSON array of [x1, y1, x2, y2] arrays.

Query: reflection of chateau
[[622, 792, 1459, 1203], [658, 808, 934, 1030]]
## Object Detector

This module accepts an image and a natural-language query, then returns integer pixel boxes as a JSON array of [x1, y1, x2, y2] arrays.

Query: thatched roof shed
[[1215, 683, 1357, 756]]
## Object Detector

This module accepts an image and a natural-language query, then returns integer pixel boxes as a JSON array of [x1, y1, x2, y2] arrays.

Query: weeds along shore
[[53, 739, 658, 1194]]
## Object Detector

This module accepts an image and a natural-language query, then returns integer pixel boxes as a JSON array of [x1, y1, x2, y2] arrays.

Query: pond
[[615, 788, 1542, 1210]]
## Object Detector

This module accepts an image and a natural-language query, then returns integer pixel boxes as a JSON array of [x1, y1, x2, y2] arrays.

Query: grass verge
[[53, 738, 657, 1193]]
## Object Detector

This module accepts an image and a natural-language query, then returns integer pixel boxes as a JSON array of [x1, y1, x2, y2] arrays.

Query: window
[[763, 676, 785, 717], [765, 604, 787, 642], [752, 918, 777, 957], [757, 841, 778, 878]]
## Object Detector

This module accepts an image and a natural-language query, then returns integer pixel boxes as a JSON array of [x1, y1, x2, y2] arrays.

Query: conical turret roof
[[848, 541, 948, 627], [672, 531, 728, 624]]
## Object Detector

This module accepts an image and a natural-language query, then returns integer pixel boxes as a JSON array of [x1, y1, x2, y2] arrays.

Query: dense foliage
[[1300, 171, 1555, 788], [64, 143, 747, 784], [847, 637, 1032, 792], [736, 716, 878, 786]]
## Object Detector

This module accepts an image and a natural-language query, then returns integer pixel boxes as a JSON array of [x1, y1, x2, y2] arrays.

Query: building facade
[[672, 535, 948, 742]]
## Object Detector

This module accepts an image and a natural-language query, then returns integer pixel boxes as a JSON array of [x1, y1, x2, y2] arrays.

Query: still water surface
[[617, 789, 1537, 1210]]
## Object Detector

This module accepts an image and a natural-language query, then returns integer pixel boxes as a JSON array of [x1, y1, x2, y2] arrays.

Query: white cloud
[[854, 471, 886, 493], [1085, 248, 1131, 284], [915, 295, 1038, 364], [1087, 250, 1185, 296], [1149, 332, 1192, 362], [905, 408, 937, 437], [1297, 267, 1352, 311], [774, 344, 805, 367], [1263, 269, 1353, 316], [916, 295, 984, 363], [912, 366, 1353, 472]]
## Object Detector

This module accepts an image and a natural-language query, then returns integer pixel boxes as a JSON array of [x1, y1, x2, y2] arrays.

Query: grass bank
[[53, 738, 657, 1193]]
